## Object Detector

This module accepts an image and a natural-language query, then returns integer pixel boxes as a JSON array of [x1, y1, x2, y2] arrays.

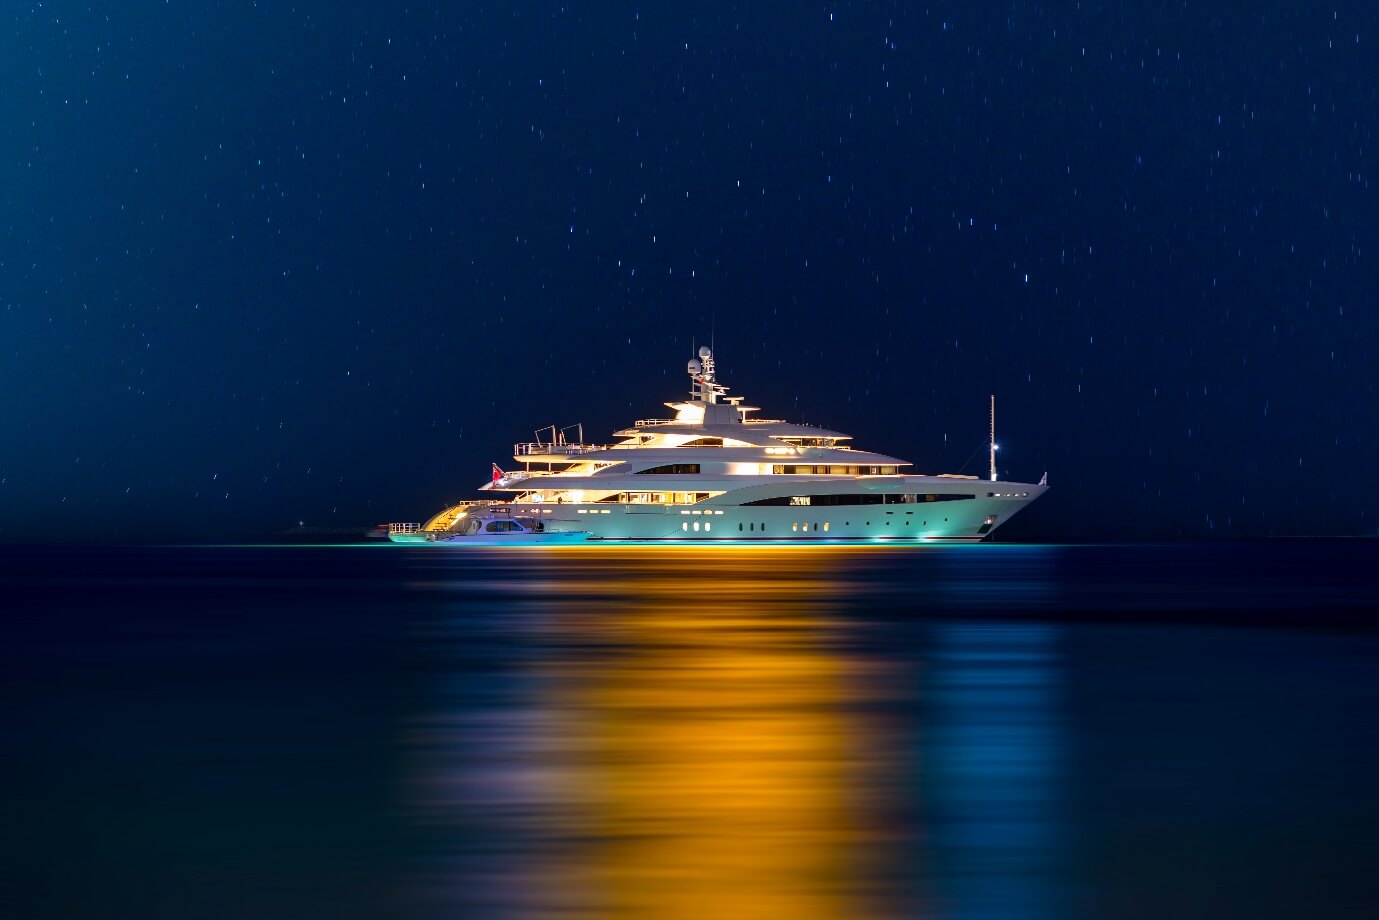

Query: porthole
[[750, 522, 755, 532], [682, 522, 688, 531], [739, 523, 743, 532], [823, 522, 830, 532], [813, 523, 818, 531], [705, 522, 711, 532], [693, 521, 700, 531], [792, 522, 798, 532]]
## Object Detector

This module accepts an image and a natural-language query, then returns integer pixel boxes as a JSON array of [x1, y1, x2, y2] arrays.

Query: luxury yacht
[[390, 347, 1046, 543]]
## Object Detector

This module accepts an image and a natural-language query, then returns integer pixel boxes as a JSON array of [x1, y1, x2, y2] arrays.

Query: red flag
[[491, 463, 504, 483]]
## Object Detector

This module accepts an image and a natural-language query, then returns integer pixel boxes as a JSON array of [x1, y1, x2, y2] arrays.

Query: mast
[[989, 395, 998, 482]]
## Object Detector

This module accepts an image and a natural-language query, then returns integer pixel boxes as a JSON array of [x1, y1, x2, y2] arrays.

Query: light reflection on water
[[9, 543, 1377, 918], [924, 624, 1066, 919], [399, 548, 1068, 919]]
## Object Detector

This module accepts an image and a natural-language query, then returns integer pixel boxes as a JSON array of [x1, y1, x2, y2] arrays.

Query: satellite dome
[[687, 358, 702, 374], [698, 346, 712, 359]]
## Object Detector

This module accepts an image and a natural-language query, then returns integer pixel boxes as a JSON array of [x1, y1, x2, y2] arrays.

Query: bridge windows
[[637, 463, 701, 475]]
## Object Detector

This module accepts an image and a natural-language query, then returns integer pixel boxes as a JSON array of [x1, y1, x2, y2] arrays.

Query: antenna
[[989, 395, 998, 482]]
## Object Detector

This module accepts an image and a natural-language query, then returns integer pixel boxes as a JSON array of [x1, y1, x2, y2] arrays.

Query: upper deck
[[505, 346, 907, 470]]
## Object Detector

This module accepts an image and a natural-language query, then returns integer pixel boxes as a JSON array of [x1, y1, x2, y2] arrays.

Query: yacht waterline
[[390, 346, 1046, 544]]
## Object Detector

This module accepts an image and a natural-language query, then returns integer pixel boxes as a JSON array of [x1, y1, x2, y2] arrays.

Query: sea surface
[[3, 542, 1378, 919]]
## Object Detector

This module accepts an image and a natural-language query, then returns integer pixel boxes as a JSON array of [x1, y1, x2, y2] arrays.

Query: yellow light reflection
[[405, 548, 906, 919]]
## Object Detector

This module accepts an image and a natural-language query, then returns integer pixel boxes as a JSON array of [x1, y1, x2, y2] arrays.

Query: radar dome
[[687, 358, 702, 374], [698, 346, 712, 359]]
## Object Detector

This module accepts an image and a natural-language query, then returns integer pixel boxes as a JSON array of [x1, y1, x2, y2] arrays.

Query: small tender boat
[[388, 506, 587, 545]]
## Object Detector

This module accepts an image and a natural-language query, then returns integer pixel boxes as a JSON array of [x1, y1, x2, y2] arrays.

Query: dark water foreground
[[3, 542, 1378, 919]]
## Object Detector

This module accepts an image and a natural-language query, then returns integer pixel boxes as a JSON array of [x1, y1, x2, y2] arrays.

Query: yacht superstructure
[[391, 347, 1046, 543]]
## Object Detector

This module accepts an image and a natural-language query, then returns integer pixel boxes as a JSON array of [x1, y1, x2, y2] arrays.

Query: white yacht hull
[[516, 483, 1045, 543]]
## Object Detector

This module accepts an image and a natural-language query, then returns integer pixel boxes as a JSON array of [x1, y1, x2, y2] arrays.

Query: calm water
[[3, 542, 1378, 919]]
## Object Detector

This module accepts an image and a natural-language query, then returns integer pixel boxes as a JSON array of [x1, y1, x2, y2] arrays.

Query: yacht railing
[[388, 522, 422, 535], [633, 418, 679, 427], [512, 442, 605, 456]]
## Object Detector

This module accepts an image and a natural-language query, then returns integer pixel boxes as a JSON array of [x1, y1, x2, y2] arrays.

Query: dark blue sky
[[2, 2, 1374, 540]]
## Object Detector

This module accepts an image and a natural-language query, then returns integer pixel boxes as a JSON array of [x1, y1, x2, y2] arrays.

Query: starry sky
[[2, 2, 1374, 541]]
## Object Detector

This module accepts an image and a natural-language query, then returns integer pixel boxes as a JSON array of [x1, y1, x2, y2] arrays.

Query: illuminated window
[[682, 522, 688, 531], [823, 522, 830, 532], [792, 522, 798, 532], [693, 521, 700, 531], [704, 522, 711, 532]]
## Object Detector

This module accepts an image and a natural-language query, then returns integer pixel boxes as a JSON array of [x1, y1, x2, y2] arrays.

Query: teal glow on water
[[3, 543, 1378, 918]]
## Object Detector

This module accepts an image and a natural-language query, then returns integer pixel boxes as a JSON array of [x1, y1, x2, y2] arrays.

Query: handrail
[[512, 442, 605, 456]]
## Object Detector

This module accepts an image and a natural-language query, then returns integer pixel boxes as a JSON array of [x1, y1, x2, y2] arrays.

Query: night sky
[[2, 3, 1374, 541]]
